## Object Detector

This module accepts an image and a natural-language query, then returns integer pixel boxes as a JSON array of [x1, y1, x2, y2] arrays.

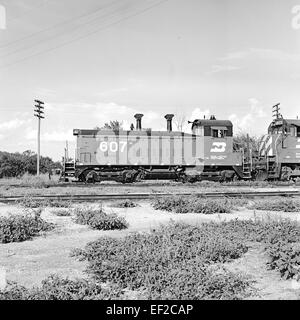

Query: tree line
[[0, 150, 62, 178]]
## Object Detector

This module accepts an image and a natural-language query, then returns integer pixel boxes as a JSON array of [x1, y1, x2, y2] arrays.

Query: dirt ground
[[1, 201, 300, 299]]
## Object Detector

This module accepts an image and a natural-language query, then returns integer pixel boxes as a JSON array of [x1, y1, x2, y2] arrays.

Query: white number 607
[[99, 141, 127, 153]]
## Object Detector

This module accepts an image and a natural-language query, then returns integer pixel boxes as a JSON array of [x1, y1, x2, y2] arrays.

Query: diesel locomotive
[[62, 104, 300, 183]]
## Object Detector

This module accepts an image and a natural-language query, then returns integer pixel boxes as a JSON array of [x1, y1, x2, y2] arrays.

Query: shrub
[[72, 222, 250, 299], [152, 196, 247, 214], [0, 211, 54, 243], [248, 197, 300, 212], [110, 200, 138, 208], [144, 263, 252, 300], [73, 207, 128, 230], [53, 209, 72, 217], [0, 275, 122, 300], [265, 242, 300, 280], [16, 196, 72, 209], [46, 200, 73, 208], [16, 196, 47, 209], [198, 218, 300, 280]]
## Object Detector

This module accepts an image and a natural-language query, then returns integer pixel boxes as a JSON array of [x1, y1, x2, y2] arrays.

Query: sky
[[1, 0, 300, 160]]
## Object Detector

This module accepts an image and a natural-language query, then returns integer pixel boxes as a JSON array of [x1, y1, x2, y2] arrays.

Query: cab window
[[212, 129, 226, 138], [297, 126, 300, 137]]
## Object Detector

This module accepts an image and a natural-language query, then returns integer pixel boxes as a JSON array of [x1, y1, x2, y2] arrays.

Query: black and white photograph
[[1, 0, 300, 308]]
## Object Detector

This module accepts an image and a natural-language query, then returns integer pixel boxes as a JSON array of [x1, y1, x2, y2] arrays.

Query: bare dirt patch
[[224, 243, 300, 300]]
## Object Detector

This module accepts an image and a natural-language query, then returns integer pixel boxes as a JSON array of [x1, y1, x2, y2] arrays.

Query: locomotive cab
[[191, 118, 233, 138], [190, 117, 243, 180], [268, 118, 300, 137], [258, 110, 300, 181]]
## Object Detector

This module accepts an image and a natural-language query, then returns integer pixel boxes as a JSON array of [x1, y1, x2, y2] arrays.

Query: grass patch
[[72, 222, 251, 299], [0, 275, 121, 300], [0, 210, 54, 243], [109, 200, 138, 208], [248, 197, 300, 212], [199, 217, 300, 280], [52, 209, 72, 217], [73, 207, 128, 230], [16, 196, 72, 209], [72, 218, 300, 298], [0, 174, 58, 188], [3, 218, 300, 299], [152, 196, 248, 214]]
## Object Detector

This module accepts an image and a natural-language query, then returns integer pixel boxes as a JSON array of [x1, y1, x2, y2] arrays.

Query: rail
[[1, 190, 300, 203]]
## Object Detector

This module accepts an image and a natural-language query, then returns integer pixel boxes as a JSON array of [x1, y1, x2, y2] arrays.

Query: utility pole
[[34, 100, 45, 176], [272, 103, 281, 119]]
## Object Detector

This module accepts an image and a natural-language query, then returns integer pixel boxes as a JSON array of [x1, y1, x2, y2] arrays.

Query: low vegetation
[[199, 218, 300, 280], [53, 209, 72, 217], [109, 200, 138, 208], [152, 196, 248, 214], [73, 207, 128, 230], [2, 217, 300, 299], [16, 196, 72, 209], [72, 222, 252, 299], [0, 275, 121, 300], [248, 197, 300, 212], [72, 218, 300, 299], [0, 210, 54, 243]]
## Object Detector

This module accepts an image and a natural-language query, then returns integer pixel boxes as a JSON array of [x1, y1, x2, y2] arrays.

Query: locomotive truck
[[61, 104, 300, 183]]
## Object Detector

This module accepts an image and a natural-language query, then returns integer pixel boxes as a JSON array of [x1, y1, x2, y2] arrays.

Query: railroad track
[[1, 190, 300, 203], [1, 182, 300, 188]]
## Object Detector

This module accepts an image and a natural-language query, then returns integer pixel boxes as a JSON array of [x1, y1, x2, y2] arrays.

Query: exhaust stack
[[165, 114, 174, 132], [134, 114, 144, 131]]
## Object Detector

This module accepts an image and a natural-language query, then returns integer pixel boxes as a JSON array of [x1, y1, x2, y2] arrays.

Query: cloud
[[189, 108, 210, 121], [0, 119, 29, 131], [47, 101, 163, 130], [26, 128, 75, 142], [34, 88, 57, 99], [214, 48, 300, 79], [220, 48, 300, 63], [210, 65, 241, 74], [229, 98, 268, 134], [96, 88, 129, 97]]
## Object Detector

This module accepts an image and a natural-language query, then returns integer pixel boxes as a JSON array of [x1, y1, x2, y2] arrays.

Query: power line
[[0, 0, 169, 69], [0, 0, 120, 49], [0, 0, 148, 59], [2, 0, 51, 24]]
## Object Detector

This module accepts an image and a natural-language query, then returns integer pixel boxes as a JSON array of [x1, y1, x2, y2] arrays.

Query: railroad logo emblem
[[210, 142, 226, 153]]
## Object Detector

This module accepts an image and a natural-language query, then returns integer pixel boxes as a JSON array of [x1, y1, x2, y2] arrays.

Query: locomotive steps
[[1, 190, 300, 203]]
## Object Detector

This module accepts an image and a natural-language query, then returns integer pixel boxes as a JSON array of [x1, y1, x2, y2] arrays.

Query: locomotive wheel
[[178, 173, 187, 183], [82, 170, 97, 184], [280, 167, 292, 181], [256, 170, 268, 181], [121, 170, 137, 184], [232, 173, 239, 182]]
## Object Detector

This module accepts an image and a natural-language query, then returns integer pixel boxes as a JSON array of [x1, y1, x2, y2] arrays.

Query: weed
[[248, 197, 300, 212], [72, 222, 250, 299], [53, 209, 72, 217], [73, 207, 128, 230], [16, 196, 72, 209], [152, 196, 247, 214], [0, 211, 54, 243], [0, 275, 122, 300], [109, 200, 138, 208]]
